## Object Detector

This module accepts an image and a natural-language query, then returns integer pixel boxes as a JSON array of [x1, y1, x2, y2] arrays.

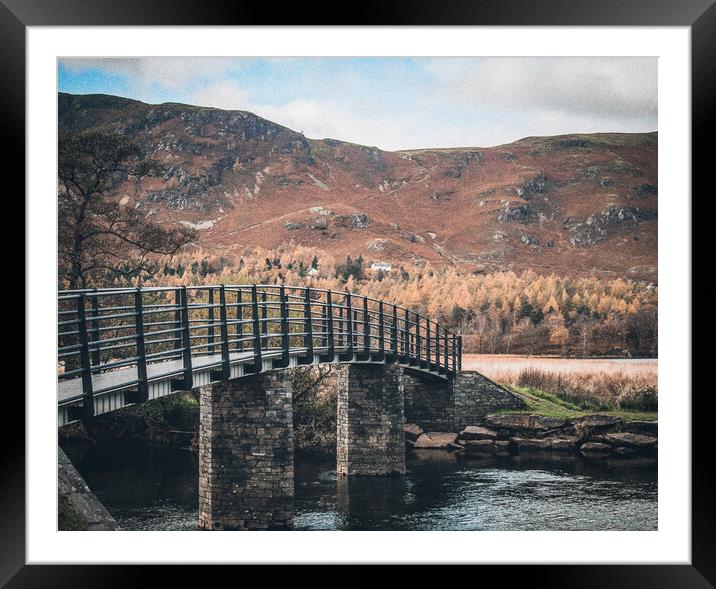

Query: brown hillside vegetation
[[58, 93, 658, 282]]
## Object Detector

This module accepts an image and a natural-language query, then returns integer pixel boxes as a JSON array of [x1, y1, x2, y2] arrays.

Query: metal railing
[[58, 285, 462, 420]]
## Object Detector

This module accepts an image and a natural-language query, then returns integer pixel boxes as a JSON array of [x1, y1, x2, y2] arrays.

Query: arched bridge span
[[58, 284, 462, 426]]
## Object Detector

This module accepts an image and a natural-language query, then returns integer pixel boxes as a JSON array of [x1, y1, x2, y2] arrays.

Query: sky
[[58, 57, 657, 151]]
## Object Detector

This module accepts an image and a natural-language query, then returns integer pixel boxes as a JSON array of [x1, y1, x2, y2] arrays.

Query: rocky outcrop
[[517, 172, 550, 200], [603, 432, 657, 450], [58, 448, 119, 530], [407, 412, 657, 460], [413, 432, 458, 449], [460, 425, 499, 440], [617, 420, 658, 436], [497, 202, 530, 223], [569, 206, 657, 247], [483, 414, 566, 435], [334, 213, 370, 229], [404, 423, 424, 442]]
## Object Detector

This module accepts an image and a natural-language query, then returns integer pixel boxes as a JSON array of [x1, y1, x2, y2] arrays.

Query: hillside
[[58, 92, 658, 281]]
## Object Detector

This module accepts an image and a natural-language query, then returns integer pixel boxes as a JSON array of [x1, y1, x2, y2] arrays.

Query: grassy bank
[[504, 386, 657, 422]]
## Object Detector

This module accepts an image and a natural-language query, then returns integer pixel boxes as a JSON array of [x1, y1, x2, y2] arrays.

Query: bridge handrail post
[[236, 288, 243, 352], [426, 318, 431, 370], [378, 301, 385, 359], [261, 290, 268, 350], [452, 333, 457, 375], [443, 329, 449, 374], [179, 285, 194, 389], [173, 289, 182, 358], [337, 294, 345, 349], [133, 288, 149, 403], [436, 324, 441, 370], [326, 290, 335, 359], [250, 285, 263, 371], [403, 307, 409, 360], [208, 288, 215, 355], [279, 284, 290, 366], [415, 312, 421, 365], [458, 334, 463, 372], [76, 293, 95, 422], [391, 304, 398, 358], [303, 287, 314, 362], [363, 296, 370, 355], [90, 289, 101, 366], [321, 295, 328, 348], [218, 284, 231, 379], [345, 291, 354, 356]]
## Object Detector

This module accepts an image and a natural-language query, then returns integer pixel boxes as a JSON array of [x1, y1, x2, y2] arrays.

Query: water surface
[[67, 446, 657, 531]]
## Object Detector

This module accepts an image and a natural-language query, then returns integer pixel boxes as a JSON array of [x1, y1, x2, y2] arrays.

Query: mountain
[[58, 93, 658, 281]]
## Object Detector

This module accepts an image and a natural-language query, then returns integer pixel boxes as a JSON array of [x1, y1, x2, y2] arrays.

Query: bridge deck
[[57, 345, 448, 426], [58, 347, 325, 404]]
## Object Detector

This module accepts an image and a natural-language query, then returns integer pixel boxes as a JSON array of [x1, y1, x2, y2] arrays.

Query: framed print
[[6, 0, 711, 584]]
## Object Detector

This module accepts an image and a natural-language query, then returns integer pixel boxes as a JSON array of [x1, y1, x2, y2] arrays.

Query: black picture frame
[[5, 0, 709, 584]]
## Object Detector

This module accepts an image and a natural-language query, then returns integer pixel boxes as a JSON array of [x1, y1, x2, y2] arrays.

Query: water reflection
[[67, 445, 657, 531]]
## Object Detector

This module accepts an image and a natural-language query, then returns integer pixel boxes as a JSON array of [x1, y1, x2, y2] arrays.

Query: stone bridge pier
[[336, 364, 406, 476], [198, 372, 294, 530]]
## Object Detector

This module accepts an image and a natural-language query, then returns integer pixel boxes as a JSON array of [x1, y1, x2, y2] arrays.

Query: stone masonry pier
[[337, 364, 406, 476], [198, 372, 294, 530]]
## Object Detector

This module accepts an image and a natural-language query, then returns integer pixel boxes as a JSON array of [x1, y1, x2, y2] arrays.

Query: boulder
[[550, 438, 577, 452], [413, 432, 458, 449], [573, 415, 622, 431], [618, 421, 658, 436], [484, 414, 566, 432], [460, 426, 499, 441], [580, 442, 611, 457], [511, 438, 552, 452], [404, 423, 424, 442], [604, 432, 657, 451], [463, 440, 496, 454]]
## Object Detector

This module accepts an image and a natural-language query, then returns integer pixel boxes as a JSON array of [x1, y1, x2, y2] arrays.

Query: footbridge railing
[[58, 285, 462, 423]]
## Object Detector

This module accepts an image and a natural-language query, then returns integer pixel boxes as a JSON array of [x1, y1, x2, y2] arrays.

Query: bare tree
[[58, 131, 195, 288]]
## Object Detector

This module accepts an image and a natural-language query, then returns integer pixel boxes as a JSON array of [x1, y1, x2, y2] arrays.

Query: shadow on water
[[64, 443, 657, 531]]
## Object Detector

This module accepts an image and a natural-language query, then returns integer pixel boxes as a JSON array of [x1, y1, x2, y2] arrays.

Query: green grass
[[501, 386, 658, 422]]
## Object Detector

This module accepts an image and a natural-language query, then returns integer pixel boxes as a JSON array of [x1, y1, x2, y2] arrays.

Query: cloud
[[191, 80, 250, 111], [60, 57, 247, 90], [423, 57, 657, 122]]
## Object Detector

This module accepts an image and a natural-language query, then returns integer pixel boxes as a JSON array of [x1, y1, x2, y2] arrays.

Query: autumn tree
[[58, 131, 195, 288]]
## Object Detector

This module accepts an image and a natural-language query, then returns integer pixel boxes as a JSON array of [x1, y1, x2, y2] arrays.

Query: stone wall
[[403, 370, 454, 432], [198, 372, 294, 530], [452, 371, 527, 430], [337, 364, 406, 476]]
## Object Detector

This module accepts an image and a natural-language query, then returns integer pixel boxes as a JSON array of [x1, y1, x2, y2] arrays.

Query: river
[[65, 445, 657, 531]]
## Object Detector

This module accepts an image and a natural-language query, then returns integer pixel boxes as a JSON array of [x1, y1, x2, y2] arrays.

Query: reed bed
[[463, 354, 657, 412]]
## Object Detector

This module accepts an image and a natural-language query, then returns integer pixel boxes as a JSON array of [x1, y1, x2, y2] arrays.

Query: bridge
[[57, 285, 524, 530]]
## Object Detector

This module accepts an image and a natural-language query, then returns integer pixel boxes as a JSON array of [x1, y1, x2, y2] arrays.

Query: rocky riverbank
[[406, 414, 657, 459]]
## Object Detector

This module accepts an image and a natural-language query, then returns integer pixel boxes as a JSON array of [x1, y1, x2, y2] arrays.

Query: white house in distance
[[370, 261, 392, 272]]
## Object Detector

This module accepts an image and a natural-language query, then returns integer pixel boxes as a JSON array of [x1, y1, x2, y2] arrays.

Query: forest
[[94, 243, 658, 358]]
